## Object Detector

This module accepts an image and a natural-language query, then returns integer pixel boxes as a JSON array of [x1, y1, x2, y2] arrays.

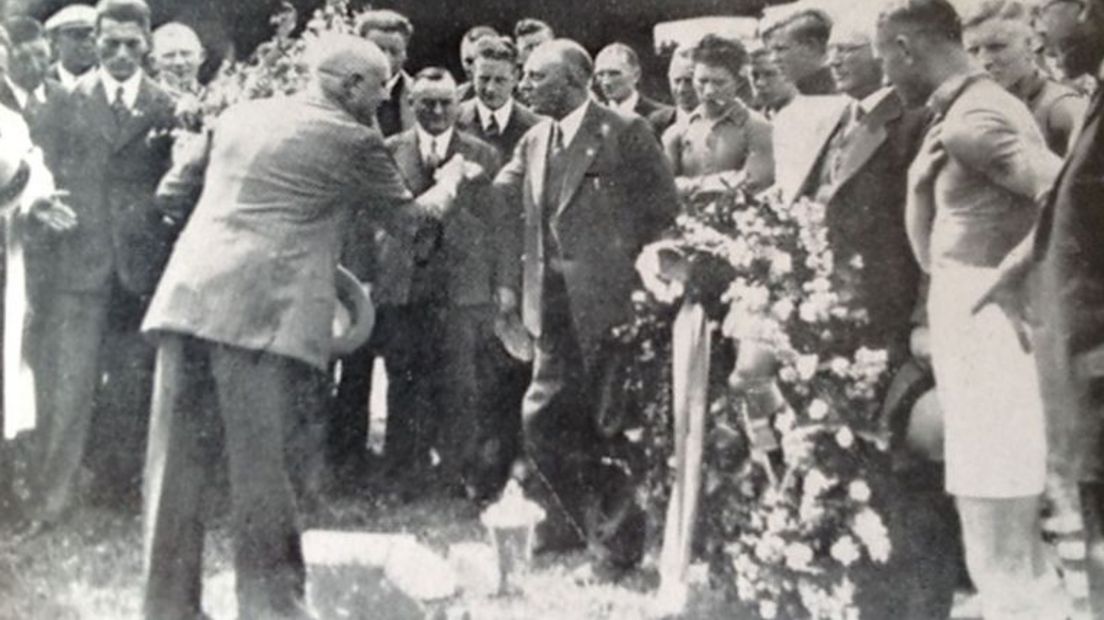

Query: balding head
[[519, 38, 593, 118], [152, 22, 204, 92], [305, 33, 392, 124]]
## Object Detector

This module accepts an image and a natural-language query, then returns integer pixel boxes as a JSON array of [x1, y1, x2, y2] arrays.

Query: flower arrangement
[[625, 183, 895, 618]]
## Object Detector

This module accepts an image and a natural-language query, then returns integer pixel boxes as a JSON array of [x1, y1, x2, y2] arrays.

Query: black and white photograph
[[0, 0, 1101, 617]]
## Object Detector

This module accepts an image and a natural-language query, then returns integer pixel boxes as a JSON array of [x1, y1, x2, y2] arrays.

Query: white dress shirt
[[611, 90, 639, 115], [416, 125, 454, 166], [100, 68, 142, 110], [556, 98, 591, 148], [5, 79, 46, 110], [476, 97, 513, 134], [55, 64, 82, 90]]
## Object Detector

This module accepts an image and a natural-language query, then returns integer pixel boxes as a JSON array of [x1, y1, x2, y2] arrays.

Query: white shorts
[[928, 265, 1046, 498]]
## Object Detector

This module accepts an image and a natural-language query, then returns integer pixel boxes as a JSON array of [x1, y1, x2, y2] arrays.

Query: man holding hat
[[44, 3, 98, 90], [139, 31, 476, 619]]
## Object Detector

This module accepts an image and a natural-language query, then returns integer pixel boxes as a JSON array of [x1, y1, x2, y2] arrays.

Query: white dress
[[928, 264, 1046, 498]]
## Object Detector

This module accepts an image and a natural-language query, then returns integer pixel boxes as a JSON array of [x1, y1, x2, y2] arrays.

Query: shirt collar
[[688, 100, 748, 126], [56, 64, 81, 89], [416, 125, 454, 160], [612, 90, 639, 114], [675, 107, 694, 127], [100, 68, 143, 109], [557, 98, 591, 147], [387, 71, 407, 95], [926, 69, 987, 119], [476, 97, 513, 132], [6, 78, 45, 109], [857, 86, 894, 116]]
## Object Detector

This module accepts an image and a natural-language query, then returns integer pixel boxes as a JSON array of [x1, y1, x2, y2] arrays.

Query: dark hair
[[514, 18, 552, 39], [463, 25, 498, 44], [5, 17, 44, 47], [356, 9, 413, 42], [95, 0, 151, 32], [878, 0, 964, 43], [474, 35, 517, 64], [413, 66, 456, 87], [692, 34, 749, 80], [765, 8, 833, 51]]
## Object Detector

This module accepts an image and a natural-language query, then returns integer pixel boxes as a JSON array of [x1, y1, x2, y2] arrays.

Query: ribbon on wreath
[[655, 301, 711, 614]]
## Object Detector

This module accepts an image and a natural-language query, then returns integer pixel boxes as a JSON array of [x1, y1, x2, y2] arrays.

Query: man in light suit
[[373, 68, 502, 496], [28, 0, 176, 530], [139, 34, 472, 619], [456, 35, 541, 497], [495, 39, 678, 570], [981, 0, 1104, 612]]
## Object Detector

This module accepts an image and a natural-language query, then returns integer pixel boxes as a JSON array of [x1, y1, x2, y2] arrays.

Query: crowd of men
[[0, 0, 1101, 617]]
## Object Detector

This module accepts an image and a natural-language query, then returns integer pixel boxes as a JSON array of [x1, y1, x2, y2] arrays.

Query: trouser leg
[[142, 336, 217, 620], [209, 344, 306, 619], [381, 304, 440, 478], [956, 494, 1063, 620], [32, 291, 108, 522], [328, 344, 374, 479]]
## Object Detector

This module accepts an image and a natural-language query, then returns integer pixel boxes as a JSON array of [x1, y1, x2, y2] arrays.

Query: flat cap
[[44, 4, 96, 32]]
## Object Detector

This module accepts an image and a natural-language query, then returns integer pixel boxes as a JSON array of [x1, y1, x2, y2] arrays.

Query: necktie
[[485, 114, 500, 136], [549, 122, 564, 158], [424, 136, 441, 170], [111, 85, 128, 122]]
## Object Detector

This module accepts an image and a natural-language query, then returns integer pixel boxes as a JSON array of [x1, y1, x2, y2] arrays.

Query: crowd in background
[[0, 0, 1101, 618]]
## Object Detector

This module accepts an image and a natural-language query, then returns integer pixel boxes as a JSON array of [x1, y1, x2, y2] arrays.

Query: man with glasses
[[44, 4, 97, 90]]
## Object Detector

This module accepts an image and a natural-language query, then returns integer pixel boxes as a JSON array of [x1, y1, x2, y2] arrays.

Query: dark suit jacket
[[494, 102, 678, 360], [372, 128, 503, 307], [36, 72, 176, 296], [376, 72, 415, 137], [1032, 89, 1104, 481], [796, 90, 926, 356], [143, 94, 427, 371], [0, 79, 65, 144], [457, 98, 541, 161]]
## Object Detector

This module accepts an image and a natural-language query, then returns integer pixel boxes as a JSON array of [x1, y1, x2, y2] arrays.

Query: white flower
[[770, 252, 793, 276], [771, 298, 795, 322], [829, 356, 850, 377], [799, 301, 819, 323], [853, 509, 892, 563], [849, 254, 865, 270], [774, 408, 797, 434], [836, 427, 855, 449], [796, 354, 819, 380], [779, 366, 798, 383], [830, 535, 861, 566], [803, 469, 833, 497], [759, 600, 778, 619], [767, 508, 788, 531], [848, 480, 872, 503], [808, 399, 829, 420], [755, 536, 783, 563], [784, 542, 814, 571]]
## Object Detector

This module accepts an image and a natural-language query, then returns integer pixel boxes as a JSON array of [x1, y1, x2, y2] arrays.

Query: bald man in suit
[[495, 39, 677, 570], [139, 35, 472, 619]]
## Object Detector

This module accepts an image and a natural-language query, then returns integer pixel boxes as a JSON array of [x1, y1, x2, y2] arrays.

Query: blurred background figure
[[761, 7, 836, 95], [456, 24, 498, 102], [357, 9, 415, 137], [594, 41, 671, 134], [748, 45, 797, 118], [512, 17, 553, 68], [43, 3, 97, 90], [650, 44, 698, 137], [151, 22, 205, 95], [0, 16, 59, 132], [962, 0, 1086, 154]]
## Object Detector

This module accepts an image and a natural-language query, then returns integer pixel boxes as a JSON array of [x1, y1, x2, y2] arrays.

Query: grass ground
[[0, 491, 730, 620]]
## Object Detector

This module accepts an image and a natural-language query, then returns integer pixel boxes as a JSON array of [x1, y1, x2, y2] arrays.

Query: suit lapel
[[114, 78, 157, 151], [825, 96, 900, 203], [554, 105, 604, 216], [395, 132, 432, 193], [530, 121, 551, 215]]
